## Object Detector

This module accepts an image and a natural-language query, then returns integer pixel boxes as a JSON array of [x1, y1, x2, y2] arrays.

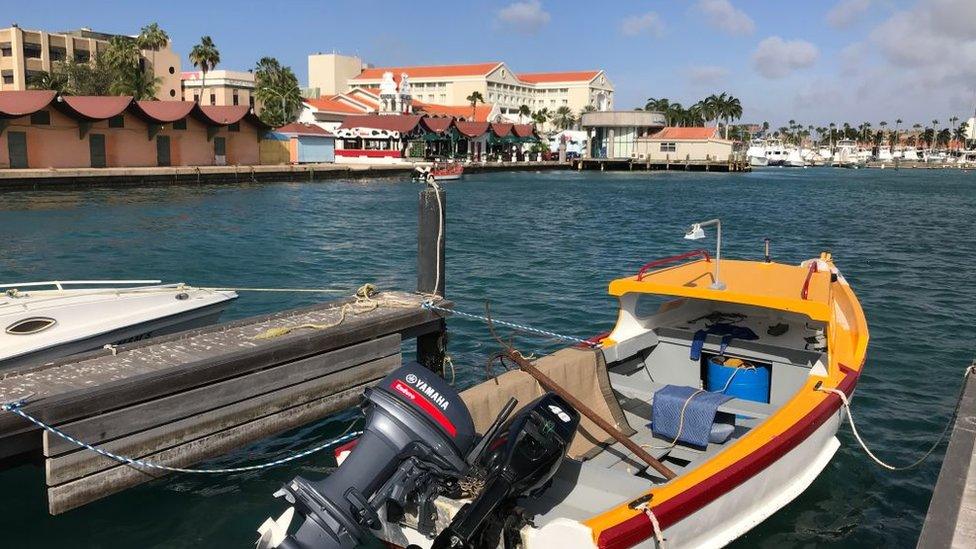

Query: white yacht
[[784, 147, 807, 167], [832, 139, 864, 168], [876, 148, 894, 162], [0, 281, 236, 371], [746, 140, 769, 167], [764, 140, 788, 166]]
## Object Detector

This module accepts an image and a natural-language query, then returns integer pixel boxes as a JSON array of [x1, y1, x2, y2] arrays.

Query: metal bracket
[[78, 121, 92, 140]]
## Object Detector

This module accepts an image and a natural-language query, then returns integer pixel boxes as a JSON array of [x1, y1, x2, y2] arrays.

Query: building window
[[660, 142, 676, 153], [249, 96, 255, 108], [30, 110, 51, 125], [168, 66, 175, 74], [228, 122, 240, 132], [23, 43, 42, 59], [0, 43, 11, 57], [209, 93, 216, 105], [49, 47, 66, 61], [108, 115, 124, 128], [172, 118, 187, 130], [169, 89, 176, 97], [1, 73, 12, 85], [74, 50, 91, 63], [193, 93, 199, 103], [232, 91, 239, 105]]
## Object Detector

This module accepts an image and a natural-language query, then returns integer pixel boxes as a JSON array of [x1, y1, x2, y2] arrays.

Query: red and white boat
[[414, 161, 464, 182]]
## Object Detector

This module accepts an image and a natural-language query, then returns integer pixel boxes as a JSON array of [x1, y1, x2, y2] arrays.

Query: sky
[[6, 0, 976, 128]]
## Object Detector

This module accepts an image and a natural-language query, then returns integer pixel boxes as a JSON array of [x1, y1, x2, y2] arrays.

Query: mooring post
[[417, 185, 447, 375]]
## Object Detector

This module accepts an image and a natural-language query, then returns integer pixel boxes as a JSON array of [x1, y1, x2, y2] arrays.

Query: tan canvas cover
[[460, 347, 634, 460]]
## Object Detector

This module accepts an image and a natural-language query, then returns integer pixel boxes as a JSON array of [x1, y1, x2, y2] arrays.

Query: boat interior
[[458, 295, 829, 525]]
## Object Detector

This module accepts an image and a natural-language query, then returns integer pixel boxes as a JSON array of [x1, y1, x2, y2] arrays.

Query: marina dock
[[0, 161, 570, 190], [918, 360, 976, 548], [0, 187, 451, 515], [577, 157, 751, 172]]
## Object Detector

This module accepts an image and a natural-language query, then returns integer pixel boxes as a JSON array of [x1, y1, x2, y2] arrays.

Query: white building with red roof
[[306, 54, 613, 124]]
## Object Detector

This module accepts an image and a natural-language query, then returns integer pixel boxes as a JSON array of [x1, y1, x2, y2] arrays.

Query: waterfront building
[[307, 54, 613, 120], [634, 126, 736, 162], [181, 69, 257, 109], [261, 122, 335, 165], [0, 90, 266, 169], [581, 110, 665, 158], [0, 25, 182, 101]]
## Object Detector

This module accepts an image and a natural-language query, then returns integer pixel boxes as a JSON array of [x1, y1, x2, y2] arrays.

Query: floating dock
[[577, 157, 751, 172], [918, 360, 976, 548], [0, 187, 451, 515]]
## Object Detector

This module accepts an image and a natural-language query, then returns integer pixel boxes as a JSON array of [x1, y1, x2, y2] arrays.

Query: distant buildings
[[181, 69, 256, 108], [0, 25, 183, 100], [307, 53, 613, 123]]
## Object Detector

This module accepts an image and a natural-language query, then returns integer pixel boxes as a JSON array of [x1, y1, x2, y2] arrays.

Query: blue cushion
[[650, 385, 734, 449]]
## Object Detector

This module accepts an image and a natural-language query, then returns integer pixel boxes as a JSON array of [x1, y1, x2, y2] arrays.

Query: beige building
[[0, 26, 181, 100], [634, 127, 735, 162], [307, 54, 614, 120], [181, 69, 257, 108]]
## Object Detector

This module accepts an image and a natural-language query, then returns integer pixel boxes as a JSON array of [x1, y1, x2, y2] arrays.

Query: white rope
[[200, 287, 347, 294], [818, 363, 975, 471], [429, 180, 444, 296], [638, 503, 667, 546]]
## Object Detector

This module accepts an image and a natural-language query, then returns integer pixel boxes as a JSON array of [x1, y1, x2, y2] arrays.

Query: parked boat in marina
[[258, 223, 868, 549], [746, 139, 769, 167], [413, 161, 464, 182], [0, 281, 236, 370]]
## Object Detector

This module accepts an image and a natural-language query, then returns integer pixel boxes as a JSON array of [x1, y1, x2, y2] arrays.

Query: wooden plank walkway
[[918, 360, 976, 548], [0, 291, 450, 513]]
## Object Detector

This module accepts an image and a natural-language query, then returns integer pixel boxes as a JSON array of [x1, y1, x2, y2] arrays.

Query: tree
[[936, 128, 951, 148], [953, 122, 969, 149], [136, 23, 169, 79], [553, 105, 576, 130], [466, 91, 485, 121], [722, 95, 742, 139], [532, 108, 551, 131], [254, 56, 302, 127], [517, 104, 531, 124], [27, 69, 68, 93], [189, 36, 220, 105], [894, 118, 902, 148]]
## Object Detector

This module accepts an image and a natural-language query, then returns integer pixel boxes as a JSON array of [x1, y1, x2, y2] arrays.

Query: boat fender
[[426, 172, 436, 183]]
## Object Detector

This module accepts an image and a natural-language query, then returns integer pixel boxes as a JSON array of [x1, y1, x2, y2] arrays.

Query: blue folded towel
[[690, 324, 759, 360], [651, 385, 733, 449]]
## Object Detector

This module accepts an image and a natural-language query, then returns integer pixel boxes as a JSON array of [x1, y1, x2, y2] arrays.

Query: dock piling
[[416, 186, 448, 374]]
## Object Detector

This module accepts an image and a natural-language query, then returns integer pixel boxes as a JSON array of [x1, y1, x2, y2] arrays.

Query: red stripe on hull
[[597, 366, 861, 549]]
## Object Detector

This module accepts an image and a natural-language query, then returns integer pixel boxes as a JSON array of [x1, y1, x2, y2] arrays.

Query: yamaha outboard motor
[[431, 393, 580, 549], [259, 363, 580, 549], [271, 362, 476, 549]]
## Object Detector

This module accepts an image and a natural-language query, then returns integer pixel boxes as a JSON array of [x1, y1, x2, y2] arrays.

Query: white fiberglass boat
[[0, 280, 236, 370], [764, 140, 787, 166], [784, 147, 807, 168], [745, 140, 769, 167]]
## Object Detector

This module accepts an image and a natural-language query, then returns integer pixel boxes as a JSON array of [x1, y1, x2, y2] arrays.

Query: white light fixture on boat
[[684, 219, 726, 290]]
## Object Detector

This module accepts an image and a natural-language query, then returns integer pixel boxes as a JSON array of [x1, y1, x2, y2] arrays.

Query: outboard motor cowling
[[272, 362, 476, 549]]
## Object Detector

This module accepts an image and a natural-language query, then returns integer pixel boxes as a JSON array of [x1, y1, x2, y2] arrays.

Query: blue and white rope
[[422, 301, 597, 347], [0, 401, 362, 474]]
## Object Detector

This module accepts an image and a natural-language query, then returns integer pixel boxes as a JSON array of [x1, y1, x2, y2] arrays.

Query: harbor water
[[0, 167, 974, 547]]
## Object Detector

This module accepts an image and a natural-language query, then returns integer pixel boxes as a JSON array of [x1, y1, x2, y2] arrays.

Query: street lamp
[[684, 219, 726, 290]]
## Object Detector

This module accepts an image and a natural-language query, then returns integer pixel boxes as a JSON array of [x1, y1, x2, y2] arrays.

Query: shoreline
[[0, 161, 572, 191]]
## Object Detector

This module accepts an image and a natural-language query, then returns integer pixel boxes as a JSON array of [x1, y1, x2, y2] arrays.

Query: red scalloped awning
[[512, 124, 536, 138], [198, 105, 251, 126], [338, 114, 423, 134], [455, 121, 489, 138], [490, 123, 513, 137], [421, 117, 454, 133], [0, 90, 57, 118], [132, 100, 196, 123], [58, 95, 133, 120]]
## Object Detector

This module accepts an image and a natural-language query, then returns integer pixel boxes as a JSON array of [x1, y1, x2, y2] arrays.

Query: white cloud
[[751, 36, 819, 79], [495, 1, 551, 35], [826, 0, 872, 28], [838, 42, 868, 76], [695, 0, 755, 36], [620, 12, 665, 38], [686, 65, 730, 86]]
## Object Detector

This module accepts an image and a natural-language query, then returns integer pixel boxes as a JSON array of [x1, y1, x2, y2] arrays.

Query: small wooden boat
[[0, 281, 236, 371], [414, 161, 464, 182], [258, 237, 868, 549]]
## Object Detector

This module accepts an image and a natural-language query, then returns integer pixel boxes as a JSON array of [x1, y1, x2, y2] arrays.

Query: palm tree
[[953, 122, 969, 149], [553, 105, 575, 130], [931, 119, 939, 150], [517, 104, 531, 124], [533, 108, 551, 131], [465, 91, 485, 121], [828, 122, 836, 150], [254, 56, 302, 126], [949, 116, 960, 150], [723, 95, 742, 139], [189, 36, 220, 105], [136, 23, 169, 79], [894, 118, 902, 148]]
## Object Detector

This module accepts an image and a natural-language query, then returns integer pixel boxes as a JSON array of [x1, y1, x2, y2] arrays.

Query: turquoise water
[[0, 168, 974, 548]]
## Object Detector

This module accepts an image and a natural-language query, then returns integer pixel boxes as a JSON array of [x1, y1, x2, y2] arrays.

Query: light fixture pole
[[684, 218, 726, 290]]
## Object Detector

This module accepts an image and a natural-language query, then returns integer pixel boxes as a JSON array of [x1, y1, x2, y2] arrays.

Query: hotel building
[[307, 53, 614, 120], [0, 25, 182, 101], [181, 69, 257, 108]]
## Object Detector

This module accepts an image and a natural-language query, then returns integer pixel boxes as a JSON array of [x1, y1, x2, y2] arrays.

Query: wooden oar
[[503, 348, 677, 480]]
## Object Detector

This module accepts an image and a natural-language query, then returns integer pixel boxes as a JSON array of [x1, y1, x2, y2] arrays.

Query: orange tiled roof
[[275, 122, 332, 136], [649, 126, 722, 140], [517, 71, 601, 83], [306, 97, 367, 114], [352, 63, 502, 81], [414, 101, 494, 122]]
